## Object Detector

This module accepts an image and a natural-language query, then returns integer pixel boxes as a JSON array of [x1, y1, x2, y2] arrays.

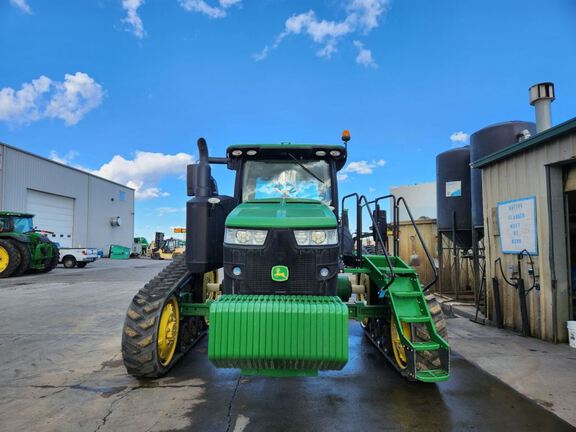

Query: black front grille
[[223, 229, 339, 296]]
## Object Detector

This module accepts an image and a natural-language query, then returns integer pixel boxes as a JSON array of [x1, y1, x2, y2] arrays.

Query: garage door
[[26, 190, 74, 248]]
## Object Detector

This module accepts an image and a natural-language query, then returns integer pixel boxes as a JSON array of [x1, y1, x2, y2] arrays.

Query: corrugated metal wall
[[87, 176, 135, 255], [0, 144, 134, 254], [481, 131, 576, 341], [389, 219, 438, 286]]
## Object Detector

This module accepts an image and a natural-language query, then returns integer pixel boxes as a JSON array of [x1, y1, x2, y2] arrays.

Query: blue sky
[[1, 0, 575, 241]]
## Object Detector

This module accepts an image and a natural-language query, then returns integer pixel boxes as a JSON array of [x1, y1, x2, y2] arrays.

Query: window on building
[[119, 191, 126, 202]]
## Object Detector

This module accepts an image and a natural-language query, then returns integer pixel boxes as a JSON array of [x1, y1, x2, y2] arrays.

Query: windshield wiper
[[287, 153, 325, 184]]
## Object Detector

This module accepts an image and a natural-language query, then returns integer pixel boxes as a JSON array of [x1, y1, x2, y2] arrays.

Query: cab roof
[[0, 211, 34, 218], [225, 143, 347, 170]]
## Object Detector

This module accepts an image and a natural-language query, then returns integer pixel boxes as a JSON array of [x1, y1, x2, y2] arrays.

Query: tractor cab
[[0, 212, 34, 234], [226, 143, 347, 209]]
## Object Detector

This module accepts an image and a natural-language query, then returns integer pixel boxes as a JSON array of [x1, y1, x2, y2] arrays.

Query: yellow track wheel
[[157, 297, 180, 367], [391, 315, 411, 370]]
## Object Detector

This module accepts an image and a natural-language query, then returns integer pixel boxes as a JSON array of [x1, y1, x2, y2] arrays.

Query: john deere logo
[[271, 265, 289, 282]]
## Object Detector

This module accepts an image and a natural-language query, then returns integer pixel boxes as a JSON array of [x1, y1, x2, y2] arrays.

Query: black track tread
[[363, 291, 448, 379], [0, 239, 21, 278], [12, 241, 31, 277], [414, 294, 448, 370], [121, 255, 203, 378]]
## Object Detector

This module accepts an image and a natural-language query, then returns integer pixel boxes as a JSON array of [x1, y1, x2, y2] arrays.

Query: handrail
[[396, 197, 438, 292], [341, 193, 396, 290]]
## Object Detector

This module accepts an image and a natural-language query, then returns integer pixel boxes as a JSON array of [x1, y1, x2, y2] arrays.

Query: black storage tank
[[470, 121, 536, 229], [436, 146, 472, 248]]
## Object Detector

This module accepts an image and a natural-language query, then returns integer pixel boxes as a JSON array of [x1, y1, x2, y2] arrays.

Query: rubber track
[[363, 294, 448, 379], [363, 317, 410, 378], [121, 255, 204, 378], [413, 294, 448, 370]]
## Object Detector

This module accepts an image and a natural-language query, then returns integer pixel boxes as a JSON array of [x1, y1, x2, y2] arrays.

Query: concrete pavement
[[0, 259, 574, 432], [447, 309, 576, 426]]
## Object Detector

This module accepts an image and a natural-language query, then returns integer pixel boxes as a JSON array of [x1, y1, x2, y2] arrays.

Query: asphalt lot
[[0, 259, 574, 432]]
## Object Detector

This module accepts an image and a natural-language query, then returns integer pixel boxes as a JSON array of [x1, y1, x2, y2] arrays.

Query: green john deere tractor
[[0, 212, 60, 278], [122, 132, 450, 383]]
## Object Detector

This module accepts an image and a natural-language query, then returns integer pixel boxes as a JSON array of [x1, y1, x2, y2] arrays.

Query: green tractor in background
[[122, 132, 450, 383], [0, 212, 59, 278]]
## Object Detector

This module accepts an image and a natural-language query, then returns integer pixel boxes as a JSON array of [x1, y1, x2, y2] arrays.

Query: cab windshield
[[242, 160, 332, 205], [13, 217, 34, 233]]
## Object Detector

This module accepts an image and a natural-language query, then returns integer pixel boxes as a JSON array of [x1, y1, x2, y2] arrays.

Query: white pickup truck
[[59, 248, 99, 268]]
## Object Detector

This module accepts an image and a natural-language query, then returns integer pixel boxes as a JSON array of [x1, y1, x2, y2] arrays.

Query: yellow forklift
[[149, 232, 185, 260]]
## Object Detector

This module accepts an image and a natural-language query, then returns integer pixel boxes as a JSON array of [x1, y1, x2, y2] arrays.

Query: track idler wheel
[[390, 313, 412, 370], [121, 255, 207, 378]]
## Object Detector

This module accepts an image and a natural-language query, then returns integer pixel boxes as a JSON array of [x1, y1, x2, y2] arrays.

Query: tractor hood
[[225, 199, 337, 229]]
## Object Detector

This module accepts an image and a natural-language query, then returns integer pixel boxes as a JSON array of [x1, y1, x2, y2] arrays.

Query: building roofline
[[471, 116, 576, 169], [0, 141, 135, 191]]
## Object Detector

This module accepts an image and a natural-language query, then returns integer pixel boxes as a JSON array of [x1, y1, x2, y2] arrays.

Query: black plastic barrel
[[470, 121, 536, 229], [436, 146, 472, 248]]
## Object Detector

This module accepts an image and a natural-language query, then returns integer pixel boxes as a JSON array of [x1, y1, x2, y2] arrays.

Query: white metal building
[[390, 182, 437, 221], [0, 142, 134, 255]]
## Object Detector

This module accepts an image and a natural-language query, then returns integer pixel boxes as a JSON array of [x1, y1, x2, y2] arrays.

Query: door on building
[[564, 166, 576, 320], [26, 189, 74, 248]]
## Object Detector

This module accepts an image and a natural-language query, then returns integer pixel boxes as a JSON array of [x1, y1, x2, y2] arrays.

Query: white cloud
[[10, 0, 32, 14], [49, 150, 79, 165], [46, 149, 195, 200], [353, 40, 377, 68], [177, 0, 241, 19], [45, 73, 105, 125], [0, 72, 104, 126], [121, 0, 146, 39], [337, 173, 349, 182], [348, 0, 388, 32], [120, 0, 240, 38], [342, 159, 386, 175], [255, 0, 388, 62], [368, 187, 376, 193], [450, 131, 469, 146], [91, 151, 195, 200], [0, 76, 51, 124], [157, 207, 185, 216]]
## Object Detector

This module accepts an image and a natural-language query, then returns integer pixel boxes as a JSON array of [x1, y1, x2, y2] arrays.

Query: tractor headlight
[[293, 229, 338, 246], [225, 228, 268, 246]]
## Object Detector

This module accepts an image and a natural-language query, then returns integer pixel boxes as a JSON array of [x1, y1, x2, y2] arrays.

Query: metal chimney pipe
[[529, 82, 555, 133]]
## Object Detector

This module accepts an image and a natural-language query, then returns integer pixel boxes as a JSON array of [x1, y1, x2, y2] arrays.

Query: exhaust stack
[[529, 82, 555, 133]]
